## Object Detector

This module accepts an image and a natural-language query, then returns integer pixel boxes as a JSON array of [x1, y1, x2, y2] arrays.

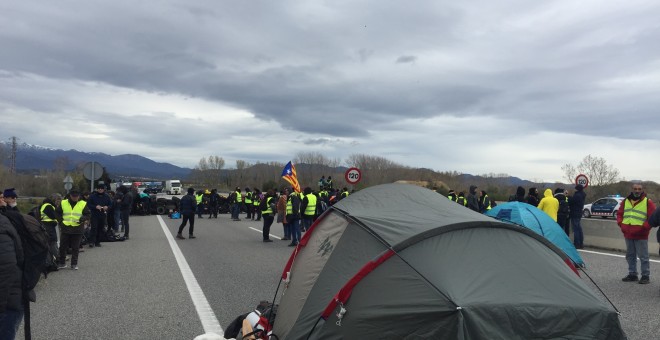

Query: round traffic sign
[[83, 162, 104, 181], [344, 167, 362, 185], [575, 174, 589, 188]]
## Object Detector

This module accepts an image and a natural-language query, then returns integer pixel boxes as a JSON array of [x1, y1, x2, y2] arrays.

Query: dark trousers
[[571, 217, 584, 248], [208, 203, 218, 218], [254, 206, 262, 221], [178, 213, 195, 235], [120, 210, 131, 236], [89, 213, 106, 245], [59, 233, 83, 266], [557, 215, 570, 235], [262, 215, 274, 240]]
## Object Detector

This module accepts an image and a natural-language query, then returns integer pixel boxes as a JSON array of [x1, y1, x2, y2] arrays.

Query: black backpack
[[2, 211, 49, 292]]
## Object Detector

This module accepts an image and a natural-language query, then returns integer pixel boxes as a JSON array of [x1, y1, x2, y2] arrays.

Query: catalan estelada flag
[[281, 161, 301, 193]]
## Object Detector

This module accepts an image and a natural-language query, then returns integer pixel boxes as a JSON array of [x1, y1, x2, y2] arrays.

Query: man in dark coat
[[118, 186, 133, 239], [568, 184, 587, 249], [467, 185, 480, 212], [554, 189, 570, 236], [177, 188, 198, 240], [508, 186, 526, 202], [87, 183, 113, 247], [0, 213, 23, 338], [526, 188, 540, 207]]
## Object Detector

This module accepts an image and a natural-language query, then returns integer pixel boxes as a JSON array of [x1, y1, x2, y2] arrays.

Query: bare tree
[[561, 154, 620, 186]]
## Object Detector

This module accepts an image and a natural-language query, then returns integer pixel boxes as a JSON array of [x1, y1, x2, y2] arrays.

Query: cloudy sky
[[2, 0, 660, 183]]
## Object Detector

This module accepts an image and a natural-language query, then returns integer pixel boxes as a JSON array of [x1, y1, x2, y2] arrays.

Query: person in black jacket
[[177, 188, 198, 240], [508, 186, 526, 202], [554, 188, 570, 236], [467, 185, 480, 212], [526, 188, 540, 207], [87, 183, 113, 247], [0, 213, 23, 339], [117, 186, 133, 240], [568, 184, 587, 249]]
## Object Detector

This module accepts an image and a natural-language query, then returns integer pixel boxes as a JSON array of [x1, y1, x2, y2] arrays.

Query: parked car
[[144, 185, 162, 194], [582, 195, 624, 219]]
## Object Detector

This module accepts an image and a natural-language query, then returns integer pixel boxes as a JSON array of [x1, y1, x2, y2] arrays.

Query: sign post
[[575, 174, 589, 189], [344, 167, 362, 190], [63, 175, 73, 194], [83, 161, 104, 191]]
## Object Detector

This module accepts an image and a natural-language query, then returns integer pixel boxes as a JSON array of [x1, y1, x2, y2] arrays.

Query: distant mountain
[[1, 142, 192, 179]]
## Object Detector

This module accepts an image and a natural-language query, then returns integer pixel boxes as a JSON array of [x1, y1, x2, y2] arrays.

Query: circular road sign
[[575, 174, 589, 188], [345, 167, 362, 185], [83, 162, 104, 181]]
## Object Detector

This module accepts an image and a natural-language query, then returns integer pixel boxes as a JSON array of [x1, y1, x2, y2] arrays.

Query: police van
[[582, 195, 624, 219]]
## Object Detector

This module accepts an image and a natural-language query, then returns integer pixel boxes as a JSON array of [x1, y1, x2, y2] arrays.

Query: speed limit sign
[[575, 174, 589, 188], [345, 167, 362, 185]]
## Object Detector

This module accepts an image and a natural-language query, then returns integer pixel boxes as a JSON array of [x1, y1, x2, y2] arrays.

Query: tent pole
[[580, 268, 621, 314]]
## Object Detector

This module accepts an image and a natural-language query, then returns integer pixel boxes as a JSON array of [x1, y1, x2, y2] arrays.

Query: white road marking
[[579, 249, 660, 263], [248, 226, 282, 240], [157, 215, 223, 335]]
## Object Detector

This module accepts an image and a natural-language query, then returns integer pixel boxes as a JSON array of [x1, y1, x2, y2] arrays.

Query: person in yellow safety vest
[[301, 187, 317, 232], [55, 190, 90, 270], [252, 189, 261, 221], [260, 189, 276, 242], [286, 190, 302, 247], [244, 187, 253, 220], [479, 190, 493, 213], [339, 187, 350, 201], [456, 192, 467, 207], [231, 187, 242, 221], [617, 182, 656, 284], [41, 193, 62, 271], [447, 189, 458, 202], [195, 191, 205, 218]]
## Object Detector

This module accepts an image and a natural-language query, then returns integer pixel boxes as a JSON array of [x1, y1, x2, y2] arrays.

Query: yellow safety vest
[[286, 193, 295, 215], [622, 198, 648, 226], [262, 197, 273, 215], [235, 192, 242, 203], [245, 192, 252, 204], [304, 194, 317, 216], [341, 191, 349, 199], [39, 203, 55, 222], [195, 194, 203, 204], [253, 194, 260, 206], [484, 195, 491, 210], [447, 195, 457, 202], [61, 199, 87, 227], [457, 196, 467, 207]]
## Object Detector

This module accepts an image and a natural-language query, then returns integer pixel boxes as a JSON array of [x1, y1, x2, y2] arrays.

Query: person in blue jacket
[[177, 188, 198, 240]]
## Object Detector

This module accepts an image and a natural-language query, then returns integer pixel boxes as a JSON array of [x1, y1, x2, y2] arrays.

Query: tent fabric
[[485, 201, 585, 267], [270, 184, 626, 340]]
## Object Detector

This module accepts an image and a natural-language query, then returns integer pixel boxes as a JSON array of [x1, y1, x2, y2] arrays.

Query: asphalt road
[[17, 212, 660, 340]]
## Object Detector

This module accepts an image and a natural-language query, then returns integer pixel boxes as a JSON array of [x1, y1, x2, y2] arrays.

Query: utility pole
[[9, 136, 17, 174]]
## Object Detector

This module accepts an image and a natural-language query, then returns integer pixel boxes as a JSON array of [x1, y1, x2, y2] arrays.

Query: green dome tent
[[270, 183, 625, 340]]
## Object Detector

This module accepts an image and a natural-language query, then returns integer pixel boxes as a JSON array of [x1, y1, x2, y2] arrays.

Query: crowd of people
[[4, 178, 660, 338], [174, 180, 352, 248], [0, 181, 136, 339]]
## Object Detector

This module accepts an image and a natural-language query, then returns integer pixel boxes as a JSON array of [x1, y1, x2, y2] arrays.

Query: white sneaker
[[71, 265, 78, 270], [57, 264, 68, 269]]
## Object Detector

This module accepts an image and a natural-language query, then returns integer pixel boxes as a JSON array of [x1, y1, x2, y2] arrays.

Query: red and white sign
[[575, 174, 589, 188], [345, 167, 362, 185]]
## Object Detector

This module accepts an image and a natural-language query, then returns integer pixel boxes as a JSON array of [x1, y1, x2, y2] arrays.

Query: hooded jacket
[[617, 192, 656, 240], [537, 189, 559, 222], [467, 185, 480, 212], [568, 186, 586, 218], [509, 186, 526, 202]]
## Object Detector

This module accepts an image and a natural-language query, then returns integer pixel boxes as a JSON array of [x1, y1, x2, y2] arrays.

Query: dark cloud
[[395, 55, 417, 64]]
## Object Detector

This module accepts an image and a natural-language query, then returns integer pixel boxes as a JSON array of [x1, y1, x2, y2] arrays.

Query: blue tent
[[486, 201, 585, 267]]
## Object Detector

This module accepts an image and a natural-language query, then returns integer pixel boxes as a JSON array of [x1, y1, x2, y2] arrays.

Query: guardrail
[[583, 218, 660, 255]]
